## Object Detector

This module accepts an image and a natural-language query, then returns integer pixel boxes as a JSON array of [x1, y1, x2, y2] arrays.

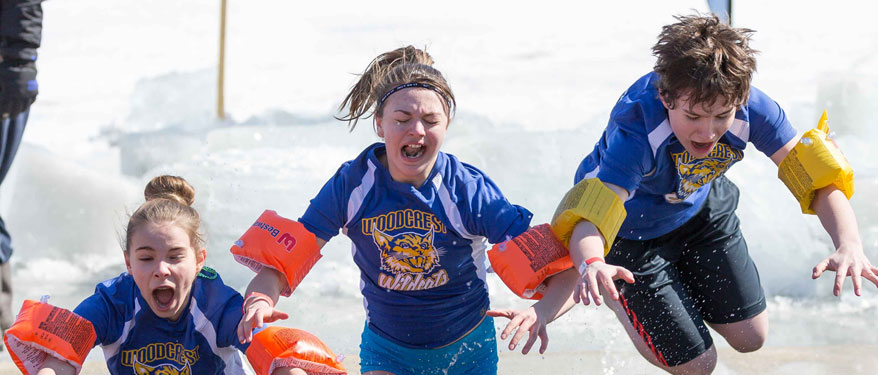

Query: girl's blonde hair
[[125, 175, 203, 252]]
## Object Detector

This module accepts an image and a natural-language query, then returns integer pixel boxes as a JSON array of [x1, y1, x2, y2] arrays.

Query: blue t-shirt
[[73, 268, 252, 375], [300, 143, 532, 349], [576, 72, 797, 240]]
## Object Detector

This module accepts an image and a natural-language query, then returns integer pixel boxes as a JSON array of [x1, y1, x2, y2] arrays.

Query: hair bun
[[144, 175, 195, 206]]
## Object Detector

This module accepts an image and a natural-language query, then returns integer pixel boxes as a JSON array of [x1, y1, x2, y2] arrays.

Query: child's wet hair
[[653, 14, 757, 110], [337, 45, 456, 132], [124, 175, 203, 252]]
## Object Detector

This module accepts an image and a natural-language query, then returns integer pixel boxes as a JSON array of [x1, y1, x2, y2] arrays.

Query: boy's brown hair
[[653, 14, 757, 110]]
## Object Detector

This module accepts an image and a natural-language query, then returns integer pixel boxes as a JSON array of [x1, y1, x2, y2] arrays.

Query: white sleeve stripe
[[346, 160, 377, 227], [581, 166, 600, 179], [472, 241, 489, 288], [432, 173, 476, 240], [648, 119, 673, 157], [190, 298, 219, 353], [190, 297, 251, 375], [432, 173, 489, 288], [728, 119, 750, 143], [101, 299, 140, 362], [359, 268, 371, 324]]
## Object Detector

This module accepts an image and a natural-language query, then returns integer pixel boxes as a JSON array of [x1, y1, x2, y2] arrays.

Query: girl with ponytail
[[236, 46, 547, 375]]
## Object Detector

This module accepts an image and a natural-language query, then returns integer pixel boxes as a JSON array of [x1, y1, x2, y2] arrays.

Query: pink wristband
[[242, 292, 274, 314], [585, 257, 605, 265]]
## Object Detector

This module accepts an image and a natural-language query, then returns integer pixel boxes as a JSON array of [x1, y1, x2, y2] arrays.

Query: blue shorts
[[359, 316, 498, 375]]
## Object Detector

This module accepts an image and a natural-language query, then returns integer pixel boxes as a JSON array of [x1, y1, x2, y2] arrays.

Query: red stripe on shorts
[[619, 294, 669, 367]]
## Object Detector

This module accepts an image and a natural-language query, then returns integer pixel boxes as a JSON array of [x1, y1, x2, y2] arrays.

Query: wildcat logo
[[374, 227, 440, 274], [132, 356, 191, 375], [667, 143, 743, 203], [372, 226, 449, 291]]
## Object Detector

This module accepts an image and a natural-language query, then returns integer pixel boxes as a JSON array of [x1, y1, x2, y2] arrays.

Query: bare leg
[[603, 289, 718, 375], [707, 311, 768, 353]]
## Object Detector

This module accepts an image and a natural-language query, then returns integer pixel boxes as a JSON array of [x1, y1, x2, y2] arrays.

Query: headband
[[377, 82, 452, 109]]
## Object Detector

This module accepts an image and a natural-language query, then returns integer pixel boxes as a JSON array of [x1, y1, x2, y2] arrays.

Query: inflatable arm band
[[246, 326, 347, 375], [231, 210, 322, 297], [550, 178, 627, 256], [3, 300, 97, 375], [488, 224, 573, 300], [778, 110, 854, 214]]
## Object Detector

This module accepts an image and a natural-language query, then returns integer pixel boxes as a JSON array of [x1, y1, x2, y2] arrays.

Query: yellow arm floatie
[[778, 110, 854, 214], [550, 178, 627, 256]]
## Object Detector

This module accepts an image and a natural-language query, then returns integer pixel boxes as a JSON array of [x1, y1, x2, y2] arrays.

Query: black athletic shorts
[[606, 176, 766, 367]]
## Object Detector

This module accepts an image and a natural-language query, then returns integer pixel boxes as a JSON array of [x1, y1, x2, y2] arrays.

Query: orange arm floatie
[[231, 210, 322, 297], [246, 326, 346, 375], [4, 299, 97, 375], [487, 224, 573, 300]]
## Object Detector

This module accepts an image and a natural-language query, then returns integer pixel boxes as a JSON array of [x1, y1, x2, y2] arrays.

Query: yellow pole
[[217, 0, 227, 120]]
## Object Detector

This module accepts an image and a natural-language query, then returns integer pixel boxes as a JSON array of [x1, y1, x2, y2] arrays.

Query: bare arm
[[245, 239, 327, 301], [238, 238, 327, 342], [770, 135, 878, 295], [488, 267, 580, 354], [567, 182, 635, 305], [37, 357, 75, 375], [768, 136, 799, 165], [532, 268, 580, 322], [489, 181, 633, 354], [809, 184, 878, 295]]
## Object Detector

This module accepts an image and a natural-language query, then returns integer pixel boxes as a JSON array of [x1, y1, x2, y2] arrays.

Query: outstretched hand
[[573, 261, 635, 306], [237, 299, 289, 344], [487, 307, 549, 355], [812, 243, 878, 296]]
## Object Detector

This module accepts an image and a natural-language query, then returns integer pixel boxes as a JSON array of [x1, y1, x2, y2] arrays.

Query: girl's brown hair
[[337, 45, 456, 132], [125, 175, 203, 252]]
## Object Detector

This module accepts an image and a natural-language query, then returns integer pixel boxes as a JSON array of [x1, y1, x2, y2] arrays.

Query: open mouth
[[152, 286, 175, 311], [402, 144, 425, 159], [690, 140, 715, 153]]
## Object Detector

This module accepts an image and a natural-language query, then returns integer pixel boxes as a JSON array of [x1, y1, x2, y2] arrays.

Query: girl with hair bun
[[236, 46, 568, 375], [6, 176, 331, 375]]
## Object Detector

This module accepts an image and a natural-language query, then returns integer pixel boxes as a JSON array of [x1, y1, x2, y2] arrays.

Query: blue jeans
[[0, 108, 28, 263], [0, 109, 27, 330], [359, 316, 498, 375]]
